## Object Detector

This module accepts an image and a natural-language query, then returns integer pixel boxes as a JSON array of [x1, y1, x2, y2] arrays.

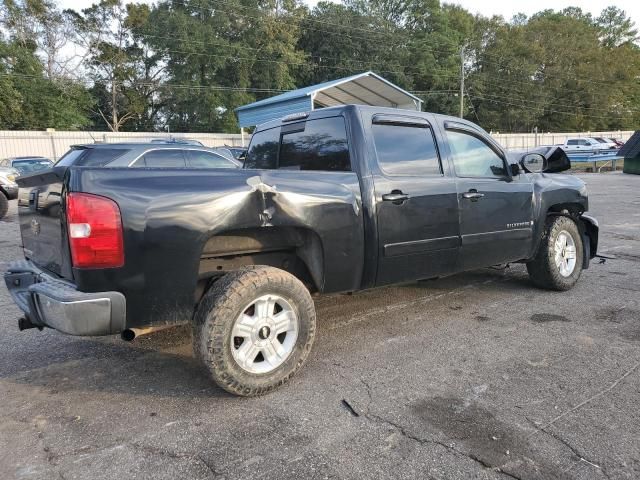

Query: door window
[[372, 123, 441, 176], [447, 130, 507, 178]]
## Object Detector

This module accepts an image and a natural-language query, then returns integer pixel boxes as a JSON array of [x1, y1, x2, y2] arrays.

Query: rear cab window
[[244, 116, 351, 171]]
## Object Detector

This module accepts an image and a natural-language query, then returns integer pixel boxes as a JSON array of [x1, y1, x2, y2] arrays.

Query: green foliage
[[0, 0, 639, 132]]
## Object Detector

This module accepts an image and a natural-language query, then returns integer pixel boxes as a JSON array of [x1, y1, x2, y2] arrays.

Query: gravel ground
[[0, 172, 638, 480]]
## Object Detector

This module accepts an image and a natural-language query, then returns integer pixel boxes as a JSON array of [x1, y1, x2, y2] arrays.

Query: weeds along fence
[[0, 130, 245, 161]]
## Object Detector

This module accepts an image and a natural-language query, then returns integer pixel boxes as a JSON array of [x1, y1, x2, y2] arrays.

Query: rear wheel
[[0, 193, 8, 219], [527, 215, 583, 291], [192, 266, 316, 396]]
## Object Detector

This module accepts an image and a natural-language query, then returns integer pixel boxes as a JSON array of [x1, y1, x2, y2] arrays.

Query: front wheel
[[193, 266, 316, 396], [527, 215, 584, 291]]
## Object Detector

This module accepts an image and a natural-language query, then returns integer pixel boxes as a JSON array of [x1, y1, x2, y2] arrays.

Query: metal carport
[[235, 71, 422, 129]]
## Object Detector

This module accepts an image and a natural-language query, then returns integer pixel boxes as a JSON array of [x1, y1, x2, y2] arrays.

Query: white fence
[[491, 130, 634, 150], [0, 130, 245, 161], [0, 128, 635, 161]]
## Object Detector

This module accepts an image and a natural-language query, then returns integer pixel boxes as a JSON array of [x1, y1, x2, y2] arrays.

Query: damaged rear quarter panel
[[68, 166, 363, 328]]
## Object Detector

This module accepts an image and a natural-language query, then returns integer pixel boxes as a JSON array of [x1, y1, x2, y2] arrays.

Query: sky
[[57, 0, 640, 23]]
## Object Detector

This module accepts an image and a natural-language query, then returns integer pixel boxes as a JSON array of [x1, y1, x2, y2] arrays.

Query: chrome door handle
[[382, 192, 409, 203], [462, 191, 485, 200]]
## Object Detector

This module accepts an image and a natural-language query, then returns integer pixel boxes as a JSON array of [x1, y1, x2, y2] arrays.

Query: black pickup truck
[[5, 105, 598, 396]]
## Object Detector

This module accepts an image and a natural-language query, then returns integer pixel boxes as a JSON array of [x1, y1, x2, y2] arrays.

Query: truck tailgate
[[16, 167, 71, 279]]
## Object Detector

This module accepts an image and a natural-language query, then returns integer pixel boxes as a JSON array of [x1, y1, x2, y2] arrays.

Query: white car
[[562, 138, 603, 153]]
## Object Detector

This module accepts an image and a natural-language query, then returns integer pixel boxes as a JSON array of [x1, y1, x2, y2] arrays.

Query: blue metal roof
[[235, 71, 422, 128]]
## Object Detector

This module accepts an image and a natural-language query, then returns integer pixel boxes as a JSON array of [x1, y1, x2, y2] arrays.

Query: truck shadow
[[1, 266, 542, 399], [1, 326, 229, 398]]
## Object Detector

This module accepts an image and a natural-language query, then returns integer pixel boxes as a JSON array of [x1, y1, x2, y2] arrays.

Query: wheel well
[[195, 227, 323, 302], [547, 203, 584, 217]]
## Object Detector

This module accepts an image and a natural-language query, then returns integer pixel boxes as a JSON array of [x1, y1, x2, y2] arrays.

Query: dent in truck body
[[68, 166, 364, 329]]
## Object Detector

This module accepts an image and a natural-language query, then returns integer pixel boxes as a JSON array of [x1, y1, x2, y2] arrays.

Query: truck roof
[[254, 104, 486, 135]]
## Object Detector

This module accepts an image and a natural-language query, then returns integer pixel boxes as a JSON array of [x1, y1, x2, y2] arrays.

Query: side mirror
[[519, 153, 547, 173], [510, 163, 521, 175]]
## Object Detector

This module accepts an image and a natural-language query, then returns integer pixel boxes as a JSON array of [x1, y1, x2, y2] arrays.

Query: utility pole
[[459, 46, 465, 118]]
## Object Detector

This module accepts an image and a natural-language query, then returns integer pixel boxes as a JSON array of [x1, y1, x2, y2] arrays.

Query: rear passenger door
[[369, 113, 460, 286]]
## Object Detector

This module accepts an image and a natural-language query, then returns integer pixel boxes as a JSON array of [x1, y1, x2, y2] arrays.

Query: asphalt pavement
[[0, 172, 638, 480]]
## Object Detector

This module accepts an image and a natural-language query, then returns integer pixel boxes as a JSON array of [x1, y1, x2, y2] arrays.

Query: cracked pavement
[[1, 172, 639, 479]]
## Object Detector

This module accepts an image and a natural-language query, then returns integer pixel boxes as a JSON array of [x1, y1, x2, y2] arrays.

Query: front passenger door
[[444, 126, 534, 270]]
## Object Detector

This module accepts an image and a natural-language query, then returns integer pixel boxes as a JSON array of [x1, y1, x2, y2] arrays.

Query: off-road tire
[[192, 266, 316, 396], [0, 193, 8, 219], [527, 215, 583, 291]]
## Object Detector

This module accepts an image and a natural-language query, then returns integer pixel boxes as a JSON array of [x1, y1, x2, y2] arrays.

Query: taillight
[[66, 192, 124, 268]]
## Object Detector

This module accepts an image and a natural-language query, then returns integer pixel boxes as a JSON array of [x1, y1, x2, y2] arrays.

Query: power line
[[470, 93, 626, 121], [473, 88, 639, 115], [164, 0, 622, 87], [469, 77, 640, 112]]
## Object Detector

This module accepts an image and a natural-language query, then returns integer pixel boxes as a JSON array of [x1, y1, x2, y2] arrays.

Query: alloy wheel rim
[[554, 230, 577, 277], [230, 294, 299, 374]]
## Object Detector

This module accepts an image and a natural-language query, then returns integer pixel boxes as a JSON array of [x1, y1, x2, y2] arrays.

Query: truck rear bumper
[[3, 260, 126, 336]]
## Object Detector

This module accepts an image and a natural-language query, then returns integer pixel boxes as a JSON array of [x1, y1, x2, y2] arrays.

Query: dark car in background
[[150, 138, 205, 146], [55, 142, 241, 168], [0, 156, 53, 174]]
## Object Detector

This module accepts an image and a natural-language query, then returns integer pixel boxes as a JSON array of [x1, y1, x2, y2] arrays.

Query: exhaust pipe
[[18, 316, 42, 331], [120, 325, 173, 341]]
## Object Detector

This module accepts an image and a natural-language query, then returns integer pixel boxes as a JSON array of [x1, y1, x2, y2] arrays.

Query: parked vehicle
[[592, 137, 618, 150], [561, 137, 603, 153], [4, 105, 598, 396], [0, 167, 19, 219], [606, 137, 625, 148], [54, 142, 241, 168], [211, 147, 237, 162], [0, 156, 53, 174], [150, 138, 205, 146]]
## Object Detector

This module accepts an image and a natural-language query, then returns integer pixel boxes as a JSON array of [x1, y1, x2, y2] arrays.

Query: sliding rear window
[[244, 116, 351, 171]]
